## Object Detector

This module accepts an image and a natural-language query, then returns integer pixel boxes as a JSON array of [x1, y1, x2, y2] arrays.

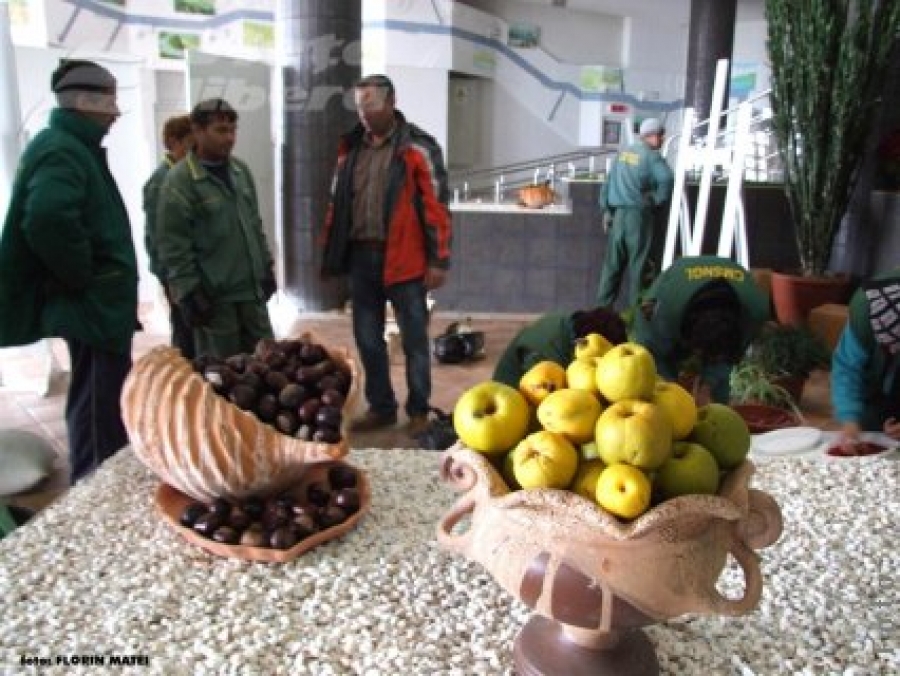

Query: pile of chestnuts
[[192, 337, 352, 443], [179, 464, 363, 549]]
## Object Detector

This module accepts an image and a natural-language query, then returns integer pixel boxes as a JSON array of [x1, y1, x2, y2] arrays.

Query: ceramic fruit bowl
[[518, 182, 555, 208], [122, 336, 359, 502], [437, 444, 783, 676]]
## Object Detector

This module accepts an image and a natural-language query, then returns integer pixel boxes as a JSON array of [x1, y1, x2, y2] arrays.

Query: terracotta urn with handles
[[437, 444, 783, 676]]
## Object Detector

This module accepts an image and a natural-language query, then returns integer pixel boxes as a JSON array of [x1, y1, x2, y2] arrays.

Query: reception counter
[[1, 447, 898, 675]]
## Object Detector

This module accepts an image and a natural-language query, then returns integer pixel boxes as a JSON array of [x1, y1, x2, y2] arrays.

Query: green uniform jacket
[[0, 108, 138, 354], [142, 155, 175, 282], [600, 139, 674, 210], [492, 313, 576, 387], [156, 152, 273, 304], [633, 256, 770, 402]]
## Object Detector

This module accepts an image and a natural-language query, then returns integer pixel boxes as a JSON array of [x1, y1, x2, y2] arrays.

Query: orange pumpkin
[[122, 342, 358, 502]]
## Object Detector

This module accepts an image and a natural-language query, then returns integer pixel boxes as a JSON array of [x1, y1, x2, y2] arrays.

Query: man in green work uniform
[[492, 306, 627, 387], [597, 118, 674, 309], [143, 113, 194, 358], [633, 255, 770, 404], [156, 98, 276, 359]]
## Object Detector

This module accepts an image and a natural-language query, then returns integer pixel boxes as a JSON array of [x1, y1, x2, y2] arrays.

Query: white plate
[[753, 427, 824, 456]]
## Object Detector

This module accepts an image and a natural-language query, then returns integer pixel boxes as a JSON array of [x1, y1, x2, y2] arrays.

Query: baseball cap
[[50, 59, 116, 94], [639, 118, 664, 137]]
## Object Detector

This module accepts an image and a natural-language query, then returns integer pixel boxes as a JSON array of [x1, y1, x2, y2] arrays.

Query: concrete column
[[279, 0, 361, 311], [683, 0, 737, 125]]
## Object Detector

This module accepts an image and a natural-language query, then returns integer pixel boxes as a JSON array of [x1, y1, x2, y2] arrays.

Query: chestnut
[[193, 513, 224, 537], [229, 512, 252, 533], [306, 481, 331, 507], [240, 525, 267, 547], [328, 465, 358, 490], [313, 428, 341, 444], [241, 497, 265, 520], [180, 502, 208, 528], [209, 497, 232, 518], [212, 525, 240, 545], [320, 388, 345, 409], [333, 487, 360, 514], [269, 526, 298, 550], [291, 513, 318, 539], [318, 504, 347, 529]]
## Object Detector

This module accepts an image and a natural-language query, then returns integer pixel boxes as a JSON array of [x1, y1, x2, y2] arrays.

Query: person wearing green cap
[[0, 59, 138, 484], [632, 255, 770, 404], [597, 117, 674, 310]]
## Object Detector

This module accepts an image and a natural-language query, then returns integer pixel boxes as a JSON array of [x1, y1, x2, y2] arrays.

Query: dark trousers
[[349, 246, 432, 417], [170, 303, 195, 360], [64, 338, 132, 484]]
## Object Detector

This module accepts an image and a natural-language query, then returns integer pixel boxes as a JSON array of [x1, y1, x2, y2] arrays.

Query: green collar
[[49, 107, 108, 147]]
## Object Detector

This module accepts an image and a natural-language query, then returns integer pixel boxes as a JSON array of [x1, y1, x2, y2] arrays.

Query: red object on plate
[[825, 441, 888, 457], [731, 403, 800, 434]]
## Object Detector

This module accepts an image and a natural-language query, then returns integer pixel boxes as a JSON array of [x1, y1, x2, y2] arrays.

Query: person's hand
[[883, 417, 900, 441], [425, 266, 447, 290], [180, 287, 214, 327], [838, 421, 863, 448], [601, 211, 613, 233]]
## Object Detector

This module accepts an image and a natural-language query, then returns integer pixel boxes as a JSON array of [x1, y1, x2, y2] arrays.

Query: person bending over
[[492, 306, 628, 388], [633, 256, 769, 404]]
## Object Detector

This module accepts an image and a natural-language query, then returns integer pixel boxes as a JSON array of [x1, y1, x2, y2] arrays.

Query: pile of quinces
[[452, 335, 752, 520]]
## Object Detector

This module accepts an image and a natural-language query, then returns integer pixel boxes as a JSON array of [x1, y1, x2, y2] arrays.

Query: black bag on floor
[[414, 407, 458, 451]]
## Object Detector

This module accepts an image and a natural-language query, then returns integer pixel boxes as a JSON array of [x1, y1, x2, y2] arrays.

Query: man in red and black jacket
[[321, 74, 452, 437]]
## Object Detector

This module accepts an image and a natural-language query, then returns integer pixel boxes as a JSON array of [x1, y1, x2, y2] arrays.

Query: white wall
[[390, 66, 449, 153], [464, 0, 622, 65]]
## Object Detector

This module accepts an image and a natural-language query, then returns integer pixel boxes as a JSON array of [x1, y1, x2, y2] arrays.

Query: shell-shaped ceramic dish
[[122, 338, 358, 502]]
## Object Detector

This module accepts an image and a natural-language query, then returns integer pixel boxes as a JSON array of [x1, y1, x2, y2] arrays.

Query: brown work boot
[[349, 409, 398, 432], [404, 414, 430, 439]]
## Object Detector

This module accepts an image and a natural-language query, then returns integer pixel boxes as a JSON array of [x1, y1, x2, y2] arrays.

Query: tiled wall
[[435, 182, 607, 313], [435, 180, 801, 314]]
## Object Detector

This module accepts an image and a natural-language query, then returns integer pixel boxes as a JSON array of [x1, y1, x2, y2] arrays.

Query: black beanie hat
[[571, 306, 628, 344], [50, 59, 116, 94]]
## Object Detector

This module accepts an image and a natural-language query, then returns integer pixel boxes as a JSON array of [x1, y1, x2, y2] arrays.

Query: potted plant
[[743, 322, 831, 401], [765, 0, 900, 323], [729, 360, 804, 433]]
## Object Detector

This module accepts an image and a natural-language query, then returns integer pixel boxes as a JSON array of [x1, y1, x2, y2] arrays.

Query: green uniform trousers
[[596, 206, 652, 308], [193, 300, 274, 359]]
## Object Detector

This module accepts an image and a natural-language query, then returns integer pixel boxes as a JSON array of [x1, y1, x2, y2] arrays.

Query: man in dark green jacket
[[633, 255, 769, 404], [492, 307, 627, 387], [156, 99, 276, 359], [143, 114, 194, 358], [0, 59, 138, 483], [597, 118, 674, 309]]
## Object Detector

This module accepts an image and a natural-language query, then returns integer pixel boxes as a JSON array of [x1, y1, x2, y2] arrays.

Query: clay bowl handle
[[435, 496, 477, 555], [700, 534, 764, 616]]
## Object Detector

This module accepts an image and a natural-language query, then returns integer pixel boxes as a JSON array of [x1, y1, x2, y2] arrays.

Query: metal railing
[[663, 89, 784, 184], [448, 148, 618, 204]]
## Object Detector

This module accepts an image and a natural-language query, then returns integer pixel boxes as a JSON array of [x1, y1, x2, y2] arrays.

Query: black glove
[[261, 270, 277, 301], [180, 287, 214, 327]]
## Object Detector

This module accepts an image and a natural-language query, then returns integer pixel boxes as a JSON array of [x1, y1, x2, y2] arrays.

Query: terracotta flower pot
[[770, 271, 852, 327], [437, 445, 783, 675]]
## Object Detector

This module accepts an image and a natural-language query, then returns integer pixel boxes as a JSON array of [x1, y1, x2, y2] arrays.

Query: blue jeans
[[349, 246, 431, 417]]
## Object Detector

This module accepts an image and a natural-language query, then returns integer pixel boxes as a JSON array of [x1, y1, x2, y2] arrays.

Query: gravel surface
[[1, 448, 897, 675]]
